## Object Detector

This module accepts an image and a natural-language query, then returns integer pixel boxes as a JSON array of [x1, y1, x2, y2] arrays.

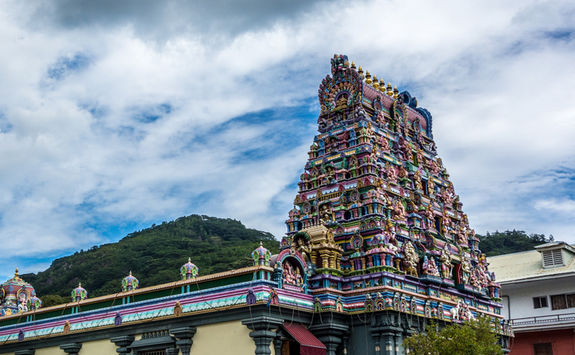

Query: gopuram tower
[[282, 54, 511, 351]]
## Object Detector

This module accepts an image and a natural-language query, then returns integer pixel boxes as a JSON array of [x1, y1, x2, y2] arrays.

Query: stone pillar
[[60, 343, 82, 355], [394, 333, 403, 354], [273, 335, 283, 355], [310, 322, 349, 355], [170, 326, 197, 355], [242, 316, 283, 355], [110, 335, 134, 354], [370, 330, 382, 355], [381, 332, 394, 355]]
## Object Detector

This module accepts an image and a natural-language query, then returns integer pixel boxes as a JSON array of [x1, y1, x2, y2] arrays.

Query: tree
[[41, 294, 67, 307], [404, 316, 503, 355]]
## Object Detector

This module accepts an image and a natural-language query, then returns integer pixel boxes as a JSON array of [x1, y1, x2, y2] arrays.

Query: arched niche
[[275, 249, 308, 293]]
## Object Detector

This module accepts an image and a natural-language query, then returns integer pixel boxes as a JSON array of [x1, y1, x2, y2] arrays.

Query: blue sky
[[0, 0, 574, 282]]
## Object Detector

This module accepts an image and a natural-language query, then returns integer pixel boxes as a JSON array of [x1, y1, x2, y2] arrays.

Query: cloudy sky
[[1, 0, 574, 280]]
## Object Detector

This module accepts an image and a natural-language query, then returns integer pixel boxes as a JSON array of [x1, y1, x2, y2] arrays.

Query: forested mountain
[[477, 230, 552, 256], [21, 215, 279, 306]]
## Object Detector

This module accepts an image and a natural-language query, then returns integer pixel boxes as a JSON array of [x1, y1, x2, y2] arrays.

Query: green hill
[[21, 215, 279, 305], [477, 230, 551, 256], [21, 216, 549, 307]]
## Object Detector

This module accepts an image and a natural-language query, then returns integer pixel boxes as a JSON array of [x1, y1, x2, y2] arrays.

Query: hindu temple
[[0, 55, 511, 355]]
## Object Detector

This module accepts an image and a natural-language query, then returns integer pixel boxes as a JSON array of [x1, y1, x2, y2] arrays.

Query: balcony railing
[[510, 312, 575, 327]]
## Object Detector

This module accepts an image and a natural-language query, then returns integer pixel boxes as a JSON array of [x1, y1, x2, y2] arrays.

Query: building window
[[542, 249, 563, 268], [533, 296, 548, 309], [551, 294, 567, 310], [533, 342, 553, 355], [550, 294, 575, 310]]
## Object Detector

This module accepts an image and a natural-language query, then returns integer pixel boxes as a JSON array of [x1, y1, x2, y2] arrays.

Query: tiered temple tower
[[284, 54, 502, 324]]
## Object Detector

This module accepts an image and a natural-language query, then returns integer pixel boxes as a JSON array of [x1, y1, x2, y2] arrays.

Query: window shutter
[[542, 251, 554, 267], [552, 249, 563, 265], [542, 249, 564, 267]]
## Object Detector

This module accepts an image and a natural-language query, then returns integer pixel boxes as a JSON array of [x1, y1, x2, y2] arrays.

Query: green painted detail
[[134, 288, 175, 302], [78, 299, 118, 313], [0, 316, 20, 327]]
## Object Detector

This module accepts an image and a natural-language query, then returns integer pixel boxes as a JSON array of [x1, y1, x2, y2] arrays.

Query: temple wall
[[190, 320, 263, 355], [35, 347, 61, 355], [80, 338, 118, 354]]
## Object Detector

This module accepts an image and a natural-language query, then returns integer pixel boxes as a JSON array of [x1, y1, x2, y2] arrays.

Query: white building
[[488, 242, 575, 355]]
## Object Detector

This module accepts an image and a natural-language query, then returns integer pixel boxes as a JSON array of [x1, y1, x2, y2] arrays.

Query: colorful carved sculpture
[[121, 271, 139, 292], [0, 269, 41, 315], [71, 283, 88, 302], [283, 54, 500, 302], [180, 257, 199, 280]]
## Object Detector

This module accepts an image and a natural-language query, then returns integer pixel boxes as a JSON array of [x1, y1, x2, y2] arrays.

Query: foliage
[[21, 215, 279, 303], [478, 230, 550, 256], [40, 294, 67, 307], [404, 316, 503, 355]]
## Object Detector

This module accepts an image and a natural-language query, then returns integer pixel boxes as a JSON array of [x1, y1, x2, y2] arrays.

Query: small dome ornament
[[71, 283, 88, 302], [121, 271, 139, 292], [1, 268, 40, 314], [180, 258, 199, 280], [252, 242, 272, 266]]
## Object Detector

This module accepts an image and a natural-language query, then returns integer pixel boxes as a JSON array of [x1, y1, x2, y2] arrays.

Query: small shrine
[[0, 269, 42, 316], [71, 283, 88, 302], [121, 271, 139, 292], [180, 258, 199, 280]]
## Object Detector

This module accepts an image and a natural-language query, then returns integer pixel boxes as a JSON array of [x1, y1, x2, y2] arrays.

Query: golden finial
[[379, 79, 386, 92], [344, 60, 349, 68], [188, 257, 191, 263], [373, 76, 379, 89], [358, 66, 364, 79], [351, 62, 356, 69], [365, 71, 372, 84], [386, 83, 393, 96], [393, 87, 399, 99], [78, 282, 82, 287]]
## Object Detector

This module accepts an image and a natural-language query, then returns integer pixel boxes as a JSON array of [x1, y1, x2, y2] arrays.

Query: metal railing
[[510, 312, 575, 326]]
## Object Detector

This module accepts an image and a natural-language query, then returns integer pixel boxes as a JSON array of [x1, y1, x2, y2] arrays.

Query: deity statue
[[460, 255, 472, 284], [439, 244, 453, 279], [398, 165, 409, 179], [413, 170, 423, 191], [385, 163, 397, 183], [392, 199, 407, 221], [456, 227, 468, 246], [427, 176, 435, 195], [319, 204, 334, 225], [422, 255, 440, 277], [380, 135, 391, 153], [382, 231, 398, 254], [416, 149, 424, 166], [425, 204, 435, 229], [402, 241, 419, 277], [294, 236, 312, 263]]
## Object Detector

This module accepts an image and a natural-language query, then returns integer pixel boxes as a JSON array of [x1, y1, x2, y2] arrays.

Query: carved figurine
[[439, 244, 453, 279], [422, 255, 440, 277], [402, 241, 419, 277], [460, 255, 472, 284]]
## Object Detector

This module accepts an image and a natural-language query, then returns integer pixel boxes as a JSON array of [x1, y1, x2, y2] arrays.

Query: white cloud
[[0, 0, 575, 280]]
